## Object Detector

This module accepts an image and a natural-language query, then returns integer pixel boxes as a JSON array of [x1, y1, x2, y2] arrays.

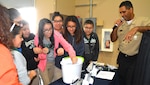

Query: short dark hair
[[11, 25, 22, 39], [22, 20, 28, 26], [52, 12, 64, 21], [119, 1, 133, 9], [84, 20, 94, 27]]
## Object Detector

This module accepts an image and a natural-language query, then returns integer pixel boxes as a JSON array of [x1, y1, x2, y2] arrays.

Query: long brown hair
[[0, 4, 13, 49], [38, 18, 54, 48], [63, 16, 83, 44]]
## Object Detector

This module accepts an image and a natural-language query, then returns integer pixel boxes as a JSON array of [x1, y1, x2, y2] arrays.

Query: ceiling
[[0, 0, 34, 8]]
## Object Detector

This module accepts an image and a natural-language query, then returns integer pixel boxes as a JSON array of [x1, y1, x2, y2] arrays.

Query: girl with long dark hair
[[34, 18, 77, 84], [63, 16, 84, 57]]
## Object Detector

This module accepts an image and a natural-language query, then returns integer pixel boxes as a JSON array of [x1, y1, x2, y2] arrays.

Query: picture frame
[[101, 28, 113, 52]]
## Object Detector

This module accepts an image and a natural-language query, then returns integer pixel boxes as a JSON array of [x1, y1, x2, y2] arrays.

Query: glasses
[[53, 20, 62, 23], [43, 28, 52, 33], [67, 26, 76, 29], [84, 27, 93, 30]]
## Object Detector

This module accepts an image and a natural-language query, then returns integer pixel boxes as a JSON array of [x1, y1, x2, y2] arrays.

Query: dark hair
[[52, 12, 64, 21], [8, 8, 20, 21], [11, 25, 22, 39], [119, 1, 133, 9], [63, 16, 82, 44], [0, 4, 13, 49], [22, 20, 28, 26], [38, 18, 54, 48], [84, 19, 94, 27]]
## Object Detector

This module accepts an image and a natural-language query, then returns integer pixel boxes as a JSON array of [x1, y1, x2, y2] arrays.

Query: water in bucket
[[60, 56, 84, 84]]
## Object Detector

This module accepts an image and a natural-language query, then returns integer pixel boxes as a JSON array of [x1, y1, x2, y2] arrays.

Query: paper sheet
[[96, 71, 115, 80]]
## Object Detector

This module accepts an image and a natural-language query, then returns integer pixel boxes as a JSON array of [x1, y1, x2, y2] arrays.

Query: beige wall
[[56, 0, 75, 15], [35, 0, 56, 33], [35, 0, 56, 22], [35, 0, 150, 66], [35, 0, 75, 33]]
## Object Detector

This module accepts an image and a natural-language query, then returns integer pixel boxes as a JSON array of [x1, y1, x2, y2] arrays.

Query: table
[[49, 72, 119, 85], [49, 78, 70, 85], [49, 63, 119, 85], [93, 71, 119, 85]]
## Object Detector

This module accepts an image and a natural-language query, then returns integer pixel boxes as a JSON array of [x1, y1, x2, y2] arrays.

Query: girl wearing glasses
[[33, 18, 77, 85], [63, 16, 84, 58]]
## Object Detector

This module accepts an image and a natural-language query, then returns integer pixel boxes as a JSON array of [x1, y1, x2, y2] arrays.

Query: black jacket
[[83, 32, 99, 70], [21, 33, 38, 70], [132, 31, 150, 85]]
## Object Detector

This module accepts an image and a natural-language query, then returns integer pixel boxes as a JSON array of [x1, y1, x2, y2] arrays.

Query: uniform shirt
[[117, 17, 150, 56]]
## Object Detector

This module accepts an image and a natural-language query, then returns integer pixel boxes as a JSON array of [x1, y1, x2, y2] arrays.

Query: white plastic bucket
[[60, 56, 84, 84]]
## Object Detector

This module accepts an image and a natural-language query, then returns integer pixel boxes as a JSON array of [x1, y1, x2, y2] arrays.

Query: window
[[18, 7, 37, 34]]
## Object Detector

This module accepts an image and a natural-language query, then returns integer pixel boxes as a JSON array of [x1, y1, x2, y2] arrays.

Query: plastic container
[[60, 56, 84, 84]]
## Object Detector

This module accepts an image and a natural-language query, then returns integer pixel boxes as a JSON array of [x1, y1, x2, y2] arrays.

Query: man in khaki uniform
[[110, 1, 150, 85]]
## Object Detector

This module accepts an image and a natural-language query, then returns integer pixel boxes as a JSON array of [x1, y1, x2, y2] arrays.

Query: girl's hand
[[71, 57, 78, 64], [34, 57, 40, 62], [28, 70, 36, 80], [42, 47, 49, 54], [33, 47, 42, 54], [57, 48, 64, 56]]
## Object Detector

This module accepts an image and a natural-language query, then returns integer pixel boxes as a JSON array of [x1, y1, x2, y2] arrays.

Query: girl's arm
[[54, 31, 77, 64], [12, 51, 30, 85], [33, 35, 47, 60]]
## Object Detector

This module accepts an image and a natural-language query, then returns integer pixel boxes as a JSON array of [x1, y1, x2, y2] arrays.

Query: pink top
[[34, 30, 76, 71]]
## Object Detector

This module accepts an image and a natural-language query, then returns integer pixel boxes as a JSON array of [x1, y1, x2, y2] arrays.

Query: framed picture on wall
[[101, 29, 113, 52]]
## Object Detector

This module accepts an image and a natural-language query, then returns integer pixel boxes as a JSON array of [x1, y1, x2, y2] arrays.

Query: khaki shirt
[[117, 17, 150, 56]]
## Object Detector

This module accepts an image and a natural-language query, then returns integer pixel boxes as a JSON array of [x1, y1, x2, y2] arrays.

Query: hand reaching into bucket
[[61, 56, 84, 84], [71, 57, 78, 64]]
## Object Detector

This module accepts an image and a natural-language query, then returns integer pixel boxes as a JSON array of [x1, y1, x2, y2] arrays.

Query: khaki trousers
[[39, 62, 54, 85], [52, 66, 62, 82], [29, 69, 39, 85]]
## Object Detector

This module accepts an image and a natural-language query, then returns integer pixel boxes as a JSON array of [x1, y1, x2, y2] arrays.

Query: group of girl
[[0, 3, 99, 85], [37, 12, 99, 85], [0, 4, 36, 85], [34, 12, 85, 85]]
